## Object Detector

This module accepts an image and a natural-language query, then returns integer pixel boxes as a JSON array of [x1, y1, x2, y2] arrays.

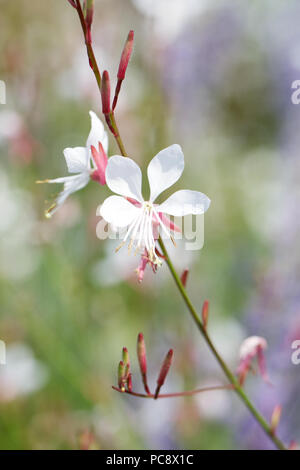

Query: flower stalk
[[73, 0, 128, 157], [158, 236, 287, 450], [70, 0, 288, 450], [112, 384, 234, 399]]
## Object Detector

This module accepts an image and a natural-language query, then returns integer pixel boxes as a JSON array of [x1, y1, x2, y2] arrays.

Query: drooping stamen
[[115, 210, 143, 252]]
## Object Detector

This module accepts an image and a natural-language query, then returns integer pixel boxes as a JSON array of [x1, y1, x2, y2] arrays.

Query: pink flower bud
[[127, 373, 132, 392], [101, 70, 111, 115], [117, 30, 134, 81], [90, 142, 108, 185], [180, 268, 189, 287], [137, 332, 150, 395], [201, 300, 209, 329], [122, 347, 130, 368], [85, 0, 94, 45], [270, 404, 282, 435], [112, 31, 134, 110], [154, 349, 173, 399]]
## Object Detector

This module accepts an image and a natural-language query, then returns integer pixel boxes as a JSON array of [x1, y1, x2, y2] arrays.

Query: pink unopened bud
[[90, 142, 108, 185], [122, 347, 130, 368], [237, 336, 268, 385], [112, 30, 134, 110], [117, 30, 134, 80], [84, 0, 94, 45], [270, 404, 282, 435], [127, 373, 132, 392], [137, 332, 150, 395], [101, 70, 111, 115], [118, 361, 126, 391], [155, 349, 173, 399], [180, 268, 189, 287], [202, 300, 209, 329]]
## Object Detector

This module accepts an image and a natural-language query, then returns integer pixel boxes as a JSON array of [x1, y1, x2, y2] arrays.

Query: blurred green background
[[0, 0, 299, 449]]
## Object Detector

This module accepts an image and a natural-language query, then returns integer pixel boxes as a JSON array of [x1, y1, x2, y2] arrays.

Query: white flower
[[239, 336, 267, 360], [237, 336, 268, 385], [100, 144, 210, 264], [38, 111, 108, 217]]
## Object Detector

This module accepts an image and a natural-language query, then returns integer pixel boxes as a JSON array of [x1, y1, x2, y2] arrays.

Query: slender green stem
[[74, 1, 128, 157], [158, 237, 286, 450], [109, 111, 128, 157], [75, 0, 101, 90], [72, 0, 287, 450]]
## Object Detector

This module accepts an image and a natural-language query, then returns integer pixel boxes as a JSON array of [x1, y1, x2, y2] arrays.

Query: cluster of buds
[[113, 333, 232, 400], [114, 333, 173, 399], [67, 0, 134, 146], [100, 29, 134, 135], [237, 336, 269, 386], [118, 347, 132, 393]]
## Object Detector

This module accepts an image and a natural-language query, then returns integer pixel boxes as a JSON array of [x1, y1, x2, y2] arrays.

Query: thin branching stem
[[158, 237, 287, 450], [74, 0, 128, 156], [71, 1, 287, 450], [112, 384, 234, 399]]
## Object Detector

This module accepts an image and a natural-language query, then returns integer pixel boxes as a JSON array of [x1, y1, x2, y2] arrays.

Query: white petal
[[147, 144, 184, 202], [46, 173, 90, 215], [86, 111, 108, 154], [100, 195, 141, 227], [48, 172, 90, 193], [105, 156, 143, 201], [63, 147, 89, 173], [157, 190, 210, 216]]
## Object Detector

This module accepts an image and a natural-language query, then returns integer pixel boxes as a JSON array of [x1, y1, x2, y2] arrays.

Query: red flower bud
[[155, 349, 173, 399], [127, 373, 132, 392], [137, 332, 150, 395], [101, 70, 111, 115], [112, 30, 134, 110], [202, 300, 209, 330], [117, 30, 134, 81], [180, 268, 189, 287], [90, 142, 108, 185], [85, 0, 94, 45], [122, 347, 130, 368]]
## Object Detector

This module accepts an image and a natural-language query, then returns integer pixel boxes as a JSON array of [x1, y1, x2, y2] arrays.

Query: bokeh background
[[0, 0, 300, 450]]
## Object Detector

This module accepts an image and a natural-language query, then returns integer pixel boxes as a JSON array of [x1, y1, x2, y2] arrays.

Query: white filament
[[115, 201, 173, 264]]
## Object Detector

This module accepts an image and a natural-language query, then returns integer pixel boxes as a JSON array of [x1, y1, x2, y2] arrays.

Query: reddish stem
[[112, 384, 235, 399]]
